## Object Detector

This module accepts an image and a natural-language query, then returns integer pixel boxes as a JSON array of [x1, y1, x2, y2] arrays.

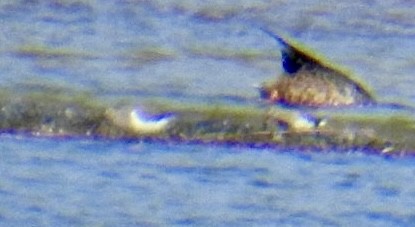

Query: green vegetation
[[16, 44, 92, 59], [0, 90, 414, 156]]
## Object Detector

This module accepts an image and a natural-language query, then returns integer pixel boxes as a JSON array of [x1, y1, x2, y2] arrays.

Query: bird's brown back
[[260, 29, 375, 107]]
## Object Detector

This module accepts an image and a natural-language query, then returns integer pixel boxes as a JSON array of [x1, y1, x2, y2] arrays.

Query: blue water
[[1, 1, 415, 226], [1, 135, 415, 226]]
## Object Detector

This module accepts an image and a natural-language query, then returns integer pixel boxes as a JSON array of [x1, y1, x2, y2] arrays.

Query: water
[[1, 0, 415, 226], [1, 135, 415, 226], [2, 135, 415, 226]]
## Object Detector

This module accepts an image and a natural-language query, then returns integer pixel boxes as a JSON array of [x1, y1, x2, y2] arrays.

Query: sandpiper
[[260, 29, 375, 107], [107, 106, 174, 135]]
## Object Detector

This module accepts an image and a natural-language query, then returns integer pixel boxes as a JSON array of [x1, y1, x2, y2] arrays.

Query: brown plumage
[[260, 29, 375, 107], [261, 74, 352, 107]]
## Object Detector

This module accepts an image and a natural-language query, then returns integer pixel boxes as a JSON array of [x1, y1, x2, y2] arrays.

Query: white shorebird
[[129, 108, 174, 134], [268, 108, 326, 132], [107, 106, 174, 135]]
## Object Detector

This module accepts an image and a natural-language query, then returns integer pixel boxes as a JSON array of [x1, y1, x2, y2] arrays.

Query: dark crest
[[260, 28, 321, 74]]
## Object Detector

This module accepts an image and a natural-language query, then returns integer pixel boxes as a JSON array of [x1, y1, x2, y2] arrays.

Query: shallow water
[[1, 0, 415, 226], [2, 135, 415, 226]]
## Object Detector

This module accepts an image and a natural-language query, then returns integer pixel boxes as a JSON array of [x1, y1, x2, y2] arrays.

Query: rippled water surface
[[1, 0, 415, 226], [2, 135, 415, 226]]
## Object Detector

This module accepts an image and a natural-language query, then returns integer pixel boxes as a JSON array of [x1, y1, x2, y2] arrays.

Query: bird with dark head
[[260, 29, 375, 108]]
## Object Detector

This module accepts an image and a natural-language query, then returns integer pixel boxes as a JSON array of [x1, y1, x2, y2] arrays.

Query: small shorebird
[[129, 108, 174, 135], [107, 106, 174, 135], [260, 29, 375, 107]]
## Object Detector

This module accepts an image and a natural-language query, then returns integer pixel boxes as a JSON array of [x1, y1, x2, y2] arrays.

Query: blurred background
[[1, 0, 414, 104], [1, 1, 415, 226]]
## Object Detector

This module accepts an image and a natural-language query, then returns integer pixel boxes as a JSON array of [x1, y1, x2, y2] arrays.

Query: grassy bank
[[0, 90, 414, 156]]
